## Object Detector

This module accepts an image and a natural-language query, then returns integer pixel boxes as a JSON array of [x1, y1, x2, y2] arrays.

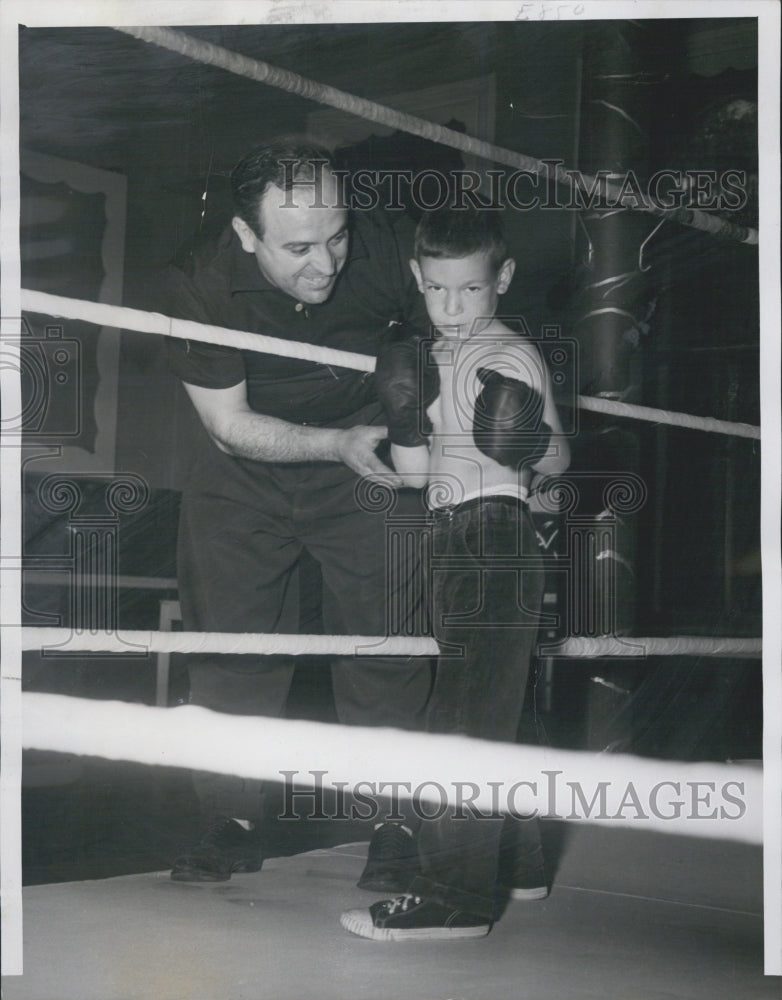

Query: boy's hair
[[414, 206, 508, 272]]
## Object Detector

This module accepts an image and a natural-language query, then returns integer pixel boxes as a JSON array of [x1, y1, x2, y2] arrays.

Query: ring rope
[[20, 288, 375, 373], [20, 289, 761, 441], [115, 26, 758, 247], [540, 635, 762, 659], [20, 627, 762, 659], [573, 394, 760, 441], [22, 692, 763, 844]]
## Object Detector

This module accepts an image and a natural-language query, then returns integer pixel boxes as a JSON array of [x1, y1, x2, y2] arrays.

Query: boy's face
[[410, 251, 515, 337]]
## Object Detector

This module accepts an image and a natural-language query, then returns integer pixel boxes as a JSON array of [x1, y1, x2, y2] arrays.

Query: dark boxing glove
[[375, 323, 440, 447], [473, 366, 552, 469]]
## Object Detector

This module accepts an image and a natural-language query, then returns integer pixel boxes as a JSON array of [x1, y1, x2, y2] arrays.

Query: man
[[165, 138, 431, 883]]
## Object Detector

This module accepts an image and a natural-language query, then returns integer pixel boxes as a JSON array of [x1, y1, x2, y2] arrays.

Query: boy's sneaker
[[508, 879, 549, 901], [499, 827, 548, 901], [170, 816, 263, 882], [340, 894, 491, 941], [357, 822, 420, 892], [504, 845, 548, 901]]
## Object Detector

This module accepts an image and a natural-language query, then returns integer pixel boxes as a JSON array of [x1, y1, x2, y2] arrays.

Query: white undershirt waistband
[[427, 484, 529, 510]]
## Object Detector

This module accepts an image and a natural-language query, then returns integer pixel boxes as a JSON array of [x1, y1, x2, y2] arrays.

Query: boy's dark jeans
[[410, 496, 545, 919]]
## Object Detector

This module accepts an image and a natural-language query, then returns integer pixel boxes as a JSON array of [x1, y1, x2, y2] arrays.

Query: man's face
[[410, 251, 514, 337], [233, 169, 349, 304]]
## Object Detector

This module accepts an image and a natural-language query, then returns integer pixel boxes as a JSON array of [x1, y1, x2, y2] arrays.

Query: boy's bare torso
[[425, 319, 541, 507]]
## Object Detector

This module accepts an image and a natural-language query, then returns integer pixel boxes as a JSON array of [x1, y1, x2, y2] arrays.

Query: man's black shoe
[[357, 822, 420, 892], [171, 816, 264, 882]]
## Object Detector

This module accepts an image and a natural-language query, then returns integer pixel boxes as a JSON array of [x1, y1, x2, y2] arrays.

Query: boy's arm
[[375, 324, 440, 449], [374, 323, 440, 489], [473, 338, 570, 478], [390, 442, 431, 488]]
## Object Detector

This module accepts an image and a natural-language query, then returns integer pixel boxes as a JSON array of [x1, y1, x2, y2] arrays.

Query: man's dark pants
[[177, 448, 432, 824]]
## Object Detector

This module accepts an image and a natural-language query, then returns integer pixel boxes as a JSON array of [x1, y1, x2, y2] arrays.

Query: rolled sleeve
[[167, 337, 245, 389], [164, 261, 245, 389]]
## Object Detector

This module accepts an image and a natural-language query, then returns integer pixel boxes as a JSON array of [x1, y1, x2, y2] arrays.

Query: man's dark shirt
[[166, 210, 427, 428]]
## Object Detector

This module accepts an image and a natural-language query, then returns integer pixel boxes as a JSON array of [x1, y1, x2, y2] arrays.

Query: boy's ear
[[496, 258, 516, 294], [232, 216, 259, 253], [409, 258, 425, 292]]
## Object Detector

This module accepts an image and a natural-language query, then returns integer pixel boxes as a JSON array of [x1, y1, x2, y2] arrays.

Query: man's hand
[[335, 425, 405, 485]]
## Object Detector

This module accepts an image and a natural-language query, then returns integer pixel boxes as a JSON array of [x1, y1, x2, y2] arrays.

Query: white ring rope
[[20, 627, 762, 659], [20, 289, 761, 441], [115, 26, 758, 247], [23, 627, 429, 658], [574, 394, 760, 441], [542, 635, 762, 659], [20, 288, 375, 373], [22, 692, 762, 844]]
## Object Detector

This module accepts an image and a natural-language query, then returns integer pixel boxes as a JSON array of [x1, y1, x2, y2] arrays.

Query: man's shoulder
[[170, 223, 236, 282], [351, 207, 415, 259], [163, 223, 241, 324]]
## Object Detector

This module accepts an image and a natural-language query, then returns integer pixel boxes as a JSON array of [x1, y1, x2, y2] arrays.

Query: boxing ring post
[[1, 17, 24, 973]]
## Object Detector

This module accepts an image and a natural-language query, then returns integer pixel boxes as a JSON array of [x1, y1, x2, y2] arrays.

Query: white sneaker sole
[[340, 909, 491, 941], [508, 885, 549, 901]]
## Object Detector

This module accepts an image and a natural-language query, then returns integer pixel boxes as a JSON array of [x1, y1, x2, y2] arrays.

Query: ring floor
[[3, 818, 774, 1000]]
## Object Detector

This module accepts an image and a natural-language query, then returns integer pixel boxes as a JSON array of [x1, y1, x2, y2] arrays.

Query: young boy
[[341, 206, 570, 940]]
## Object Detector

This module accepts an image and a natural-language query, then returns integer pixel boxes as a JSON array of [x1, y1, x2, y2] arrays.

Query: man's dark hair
[[230, 137, 335, 238], [414, 206, 508, 272]]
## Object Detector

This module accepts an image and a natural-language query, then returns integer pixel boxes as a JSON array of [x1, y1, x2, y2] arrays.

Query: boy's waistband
[[429, 492, 529, 520]]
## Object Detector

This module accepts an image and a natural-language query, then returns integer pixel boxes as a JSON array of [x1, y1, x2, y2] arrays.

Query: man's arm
[[183, 380, 403, 480]]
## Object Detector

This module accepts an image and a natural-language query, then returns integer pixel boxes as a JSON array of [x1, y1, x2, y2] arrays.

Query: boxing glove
[[473, 366, 551, 468], [375, 323, 440, 447]]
